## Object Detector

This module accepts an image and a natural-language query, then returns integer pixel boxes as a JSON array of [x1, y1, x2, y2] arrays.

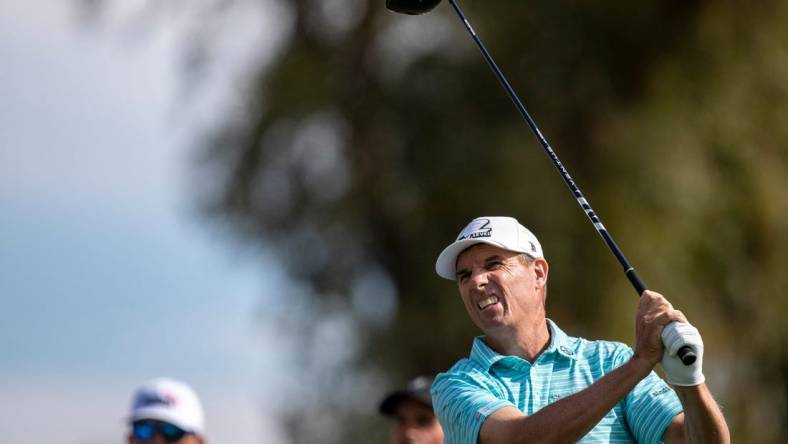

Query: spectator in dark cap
[[379, 375, 444, 444]]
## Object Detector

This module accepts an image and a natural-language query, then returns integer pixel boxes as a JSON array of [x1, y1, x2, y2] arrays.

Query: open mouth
[[477, 295, 499, 310]]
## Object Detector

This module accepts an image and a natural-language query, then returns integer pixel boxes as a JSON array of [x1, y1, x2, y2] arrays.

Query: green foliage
[[196, 0, 788, 442]]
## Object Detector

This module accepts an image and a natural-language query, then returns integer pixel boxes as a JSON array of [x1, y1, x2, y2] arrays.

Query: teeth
[[478, 295, 499, 310]]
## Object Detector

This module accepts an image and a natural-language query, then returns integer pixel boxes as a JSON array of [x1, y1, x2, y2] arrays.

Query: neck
[[485, 318, 551, 363]]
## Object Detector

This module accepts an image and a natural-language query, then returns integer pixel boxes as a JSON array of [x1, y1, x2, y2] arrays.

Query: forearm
[[491, 357, 652, 444], [674, 384, 730, 444]]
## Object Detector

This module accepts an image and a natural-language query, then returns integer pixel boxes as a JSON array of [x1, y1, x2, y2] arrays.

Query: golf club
[[386, 0, 696, 365]]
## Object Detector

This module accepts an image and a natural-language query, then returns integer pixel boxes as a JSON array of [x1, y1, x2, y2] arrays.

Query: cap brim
[[130, 407, 201, 434], [435, 238, 517, 280], [379, 391, 432, 416]]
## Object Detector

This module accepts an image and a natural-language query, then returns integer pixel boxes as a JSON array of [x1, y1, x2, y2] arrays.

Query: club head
[[386, 0, 442, 15]]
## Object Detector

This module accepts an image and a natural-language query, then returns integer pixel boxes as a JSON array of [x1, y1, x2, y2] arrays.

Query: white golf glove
[[661, 321, 705, 386]]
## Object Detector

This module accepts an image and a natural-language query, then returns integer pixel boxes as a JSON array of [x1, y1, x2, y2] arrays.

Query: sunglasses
[[132, 420, 192, 442]]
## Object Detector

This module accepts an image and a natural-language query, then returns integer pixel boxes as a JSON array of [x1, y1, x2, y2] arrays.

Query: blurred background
[[1, 0, 786, 443]]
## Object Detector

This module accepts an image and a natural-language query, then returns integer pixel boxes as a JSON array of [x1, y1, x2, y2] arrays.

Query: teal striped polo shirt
[[432, 320, 682, 444]]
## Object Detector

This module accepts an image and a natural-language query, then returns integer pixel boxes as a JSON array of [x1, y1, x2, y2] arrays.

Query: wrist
[[672, 383, 705, 395], [626, 354, 655, 379]]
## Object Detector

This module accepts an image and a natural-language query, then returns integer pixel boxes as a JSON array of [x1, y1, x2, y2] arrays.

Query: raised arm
[[661, 385, 730, 444], [659, 319, 730, 443], [480, 355, 654, 444], [479, 291, 681, 444]]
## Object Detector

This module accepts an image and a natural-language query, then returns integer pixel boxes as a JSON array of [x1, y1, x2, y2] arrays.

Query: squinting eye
[[487, 261, 502, 269]]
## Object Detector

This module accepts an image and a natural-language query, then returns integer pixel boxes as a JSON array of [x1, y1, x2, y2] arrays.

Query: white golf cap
[[436, 216, 543, 280], [128, 377, 205, 435]]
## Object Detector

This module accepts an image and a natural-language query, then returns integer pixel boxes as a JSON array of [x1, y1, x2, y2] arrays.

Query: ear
[[533, 258, 549, 288]]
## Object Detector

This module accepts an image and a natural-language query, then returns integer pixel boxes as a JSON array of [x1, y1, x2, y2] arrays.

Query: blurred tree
[[80, 0, 788, 442]]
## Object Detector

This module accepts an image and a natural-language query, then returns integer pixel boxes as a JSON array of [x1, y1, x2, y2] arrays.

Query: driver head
[[386, 0, 442, 15]]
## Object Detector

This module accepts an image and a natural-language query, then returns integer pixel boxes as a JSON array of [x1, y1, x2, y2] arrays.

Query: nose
[[469, 268, 489, 289], [395, 424, 418, 444]]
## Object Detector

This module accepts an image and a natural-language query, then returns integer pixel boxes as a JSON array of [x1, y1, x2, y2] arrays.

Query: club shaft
[[446, 0, 695, 364], [447, 0, 641, 291]]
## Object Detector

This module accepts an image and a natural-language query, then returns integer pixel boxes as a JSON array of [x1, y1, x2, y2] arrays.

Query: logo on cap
[[458, 218, 492, 240], [138, 390, 177, 408]]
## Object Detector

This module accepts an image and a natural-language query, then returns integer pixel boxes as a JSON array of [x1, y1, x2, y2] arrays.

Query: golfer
[[431, 216, 730, 444]]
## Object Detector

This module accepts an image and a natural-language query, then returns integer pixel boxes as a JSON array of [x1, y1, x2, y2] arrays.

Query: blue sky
[[0, 1, 290, 442]]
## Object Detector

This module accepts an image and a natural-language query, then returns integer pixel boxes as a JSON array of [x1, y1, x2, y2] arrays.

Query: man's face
[[390, 399, 444, 444], [455, 244, 548, 335], [127, 420, 204, 444]]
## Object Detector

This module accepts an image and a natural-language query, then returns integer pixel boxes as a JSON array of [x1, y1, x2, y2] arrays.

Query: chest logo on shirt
[[650, 385, 672, 397]]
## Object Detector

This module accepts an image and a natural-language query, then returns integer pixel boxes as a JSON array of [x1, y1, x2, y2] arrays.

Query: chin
[[476, 317, 507, 333]]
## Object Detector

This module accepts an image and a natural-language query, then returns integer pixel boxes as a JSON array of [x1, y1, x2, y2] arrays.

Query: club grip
[[625, 268, 647, 296], [677, 345, 696, 365]]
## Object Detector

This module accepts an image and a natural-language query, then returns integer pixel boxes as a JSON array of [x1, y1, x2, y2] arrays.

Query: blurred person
[[127, 377, 206, 444], [380, 375, 445, 444], [431, 216, 730, 443]]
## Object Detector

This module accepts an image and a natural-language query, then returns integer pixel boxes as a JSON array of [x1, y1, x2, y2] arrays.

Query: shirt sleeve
[[613, 347, 683, 444], [431, 367, 515, 444]]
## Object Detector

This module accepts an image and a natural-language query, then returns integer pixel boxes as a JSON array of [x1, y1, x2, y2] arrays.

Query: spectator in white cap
[[379, 375, 444, 444], [127, 377, 206, 444], [430, 216, 729, 444]]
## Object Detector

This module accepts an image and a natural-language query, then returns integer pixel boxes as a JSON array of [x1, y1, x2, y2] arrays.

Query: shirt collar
[[544, 319, 577, 360], [469, 319, 576, 370], [469, 336, 506, 370]]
